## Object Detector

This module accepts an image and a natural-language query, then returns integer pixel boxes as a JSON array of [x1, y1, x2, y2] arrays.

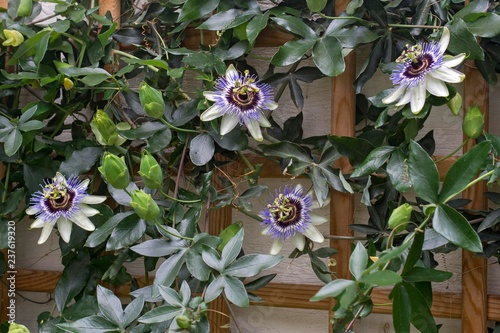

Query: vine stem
[[159, 118, 200, 133], [160, 190, 201, 204], [237, 151, 255, 172], [2, 163, 10, 203], [435, 138, 470, 163], [112, 49, 159, 72], [155, 221, 194, 241]]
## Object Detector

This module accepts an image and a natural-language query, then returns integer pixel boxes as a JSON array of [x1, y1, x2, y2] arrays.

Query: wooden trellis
[[0, 1, 494, 332]]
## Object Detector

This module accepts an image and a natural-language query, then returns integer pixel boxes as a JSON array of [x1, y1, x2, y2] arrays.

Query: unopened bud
[[139, 81, 165, 119], [388, 203, 412, 232], [63, 78, 74, 91], [8, 323, 30, 333], [16, 0, 33, 17], [130, 190, 160, 221], [447, 92, 462, 116], [2, 30, 24, 47], [463, 105, 484, 139], [138, 150, 163, 189], [90, 110, 119, 146], [98, 152, 130, 189]]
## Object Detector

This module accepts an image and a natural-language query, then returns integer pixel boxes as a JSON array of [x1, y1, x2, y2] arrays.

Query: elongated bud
[[90, 110, 119, 146], [16, 0, 33, 17], [388, 203, 412, 232], [446, 92, 462, 116], [139, 81, 165, 119], [463, 105, 484, 139], [98, 152, 130, 189], [2, 30, 24, 47], [175, 315, 191, 329], [8, 323, 30, 333], [130, 190, 160, 221], [138, 150, 163, 189]]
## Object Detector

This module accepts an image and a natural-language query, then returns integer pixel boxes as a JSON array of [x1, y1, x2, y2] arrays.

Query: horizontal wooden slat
[[14, 269, 500, 320]]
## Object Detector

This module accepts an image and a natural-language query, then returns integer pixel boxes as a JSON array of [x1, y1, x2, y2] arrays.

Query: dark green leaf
[[168, 99, 199, 126], [260, 141, 312, 162], [448, 19, 484, 60], [59, 147, 102, 177], [328, 136, 373, 167], [224, 254, 282, 277], [403, 267, 452, 282], [119, 122, 166, 140], [55, 251, 90, 311], [57, 315, 119, 333], [4, 129, 22, 157], [85, 211, 135, 248], [478, 208, 500, 232], [210, 126, 248, 151], [351, 146, 395, 177], [408, 140, 439, 203], [106, 216, 146, 251], [246, 12, 269, 45], [311, 279, 356, 301], [97, 286, 123, 327], [465, 12, 500, 38], [131, 239, 184, 257], [177, 0, 220, 22], [153, 250, 187, 288], [387, 149, 412, 192], [271, 39, 316, 67], [138, 305, 183, 324], [349, 242, 368, 281], [390, 284, 411, 333], [360, 270, 402, 286], [306, 0, 327, 12], [244, 274, 277, 291], [189, 134, 215, 166], [198, 9, 254, 30], [439, 140, 489, 203], [334, 26, 379, 49], [8, 30, 51, 66], [312, 36, 345, 77], [404, 282, 438, 333], [433, 204, 482, 252], [402, 231, 424, 275], [223, 275, 249, 307], [270, 16, 316, 39]]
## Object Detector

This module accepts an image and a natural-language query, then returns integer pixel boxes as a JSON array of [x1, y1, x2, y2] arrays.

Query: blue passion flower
[[260, 184, 327, 255], [26, 172, 106, 244], [200, 64, 278, 142], [382, 27, 465, 114]]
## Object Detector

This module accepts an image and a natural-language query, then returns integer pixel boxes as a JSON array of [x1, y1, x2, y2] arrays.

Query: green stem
[[442, 169, 495, 204], [155, 221, 194, 241], [388, 23, 443, 29], [159, 190, 201, 204], [236, 207, 263, 222], [112, 49, 159, 72], [2, 163, 10, 203], [159, 118, 200, 133], [262, 131, 280, 143], [237, 151, 255, 172], [435, 138, 470, 164]]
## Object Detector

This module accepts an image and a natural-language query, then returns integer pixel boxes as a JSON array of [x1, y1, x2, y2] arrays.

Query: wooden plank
[[460, 5, 490, 329], [329, 1, 357, 331], [98, 0, 121, 26]]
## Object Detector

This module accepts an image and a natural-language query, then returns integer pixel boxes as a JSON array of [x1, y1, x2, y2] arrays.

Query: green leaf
[[177, 0, 220, 22], [4, 129, 22, 157], [465, 12, 500, 38], [205, 275, 225, 302], [478, 208, 500, 232], [310, 279, 356, 301], [387, 149, 412, 193], [119, 122, 166, 140], [351, 146, 395, 177], [408, 140, 439, 203], [97, 286, 123, 327], [349, 242, 368, 281], [197, 9, 254, 30], [368, 241, 412, 271], [486, 132, 500, 155], [138, 305, 183, 324], [271, 39, 316, 67], [433, 204, 482, 252], [244, 274, 277, 291], [106, 216, 146, 251], [438, 141, 489, 203], [448, 18, 484, 60], [224, 254, 282, 277], [55, 250, 90, 311], [334, 26, 379, 49], [402, 231, 424, 275], [8, 29, 51, 66], [158, 285, 183, 307], [153, 250, 187, 288], [85, 211, 135, 248], [57, 315, 119, 333], [306, 0, 327, 12], [403, 267, 452, 283], [131, 239, 184, 257], [260, 141, 312, 163], [360, 270, 402, 286], [122, 295, 144, 327], [223, 275, 249, 307], [220, 228, 243, 268], [271, 16, 316, 39], [18, 120, 44, 132], [59, 147, 103, 177], [390, 284, 411, 333], [328, 136, 373, 167], [246, 12, 269, 44], [404, 282, 438, 333], [189, 134, 215, 166], [312, 36, 345, 77]]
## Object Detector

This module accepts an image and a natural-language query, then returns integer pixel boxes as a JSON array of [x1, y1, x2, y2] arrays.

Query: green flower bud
[[130, 190, 160, 221], [175, 315, 191, 329], [446, 92, 462, 116], [90, 110, 119, 146], [16, 0, 33, 17], [139, 81, 165, 119], [63, 77, 74, 91], [2, 30, 24, 47], [138, 150, 163, 189], [98, 152, 130, 189], [9, 323, 30, 333], [388, 203, 412, 232], [463, 105, 484, 139]]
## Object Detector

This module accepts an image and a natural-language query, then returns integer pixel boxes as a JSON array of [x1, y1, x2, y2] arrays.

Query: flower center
[[232, 85, 258, 107], [43, 182, 75, 213], [268, 194, 301, 225], [397, 44, 434, 79]]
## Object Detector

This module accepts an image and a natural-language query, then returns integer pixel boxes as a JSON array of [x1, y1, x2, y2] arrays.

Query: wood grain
[[98, 0, 121, 26], [460, 20, 490, 331]]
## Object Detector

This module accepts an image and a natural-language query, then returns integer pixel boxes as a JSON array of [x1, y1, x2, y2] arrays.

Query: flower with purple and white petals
[[26, 172, 106, 244], [382, 27, 466, 114], [200, 64, 278, 142], [260, 184, 327, 255]]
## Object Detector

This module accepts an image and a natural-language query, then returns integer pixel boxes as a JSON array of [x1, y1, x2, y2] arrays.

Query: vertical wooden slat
[[98, 0, 121, 26], [206, 160, 233, 333], [461, 60, 489, 333], [330, 1, 357, 331]]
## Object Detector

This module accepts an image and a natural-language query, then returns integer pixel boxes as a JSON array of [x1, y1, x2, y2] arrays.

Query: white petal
[[270, 238, 284, 255], [26, 206, 40, 215], [439, 27, 450, 54], [382, 85, 407, 105], [264, 101, 279, 111], [71, 210, 95, 231], [225, 64, 239, 82], [220, 114, 240, 135], [443, 53, 466, 68], [54, 172, 66, 183], [30, 216, 46, 229], [426, 75, 449, 97], [261, 225, 271, 235], [303, 225, 325, 243], [79, 179, 90, 190], [37, 222, 56, 244], [245, 119, 263, 142], [79, 204, 101, 217], [203, 91, 218, 102], [200, 105, 224, 122], [410, 81, 427, 114], [291, 234, 306, 251], [311, 197, 330, 209], [309, 212, 328, 225], [82, 195, 106, 204], [57, 217, 73, 243], [256, 115, 271, 128], [430, 67, 465, 83], [395, 89, 412, 107]]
